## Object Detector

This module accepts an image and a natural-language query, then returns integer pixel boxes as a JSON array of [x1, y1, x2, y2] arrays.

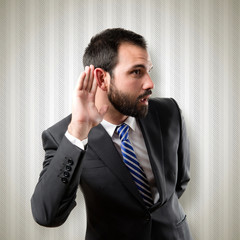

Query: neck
[[104, 109, 128, 125], [95, 88, 128, 125]]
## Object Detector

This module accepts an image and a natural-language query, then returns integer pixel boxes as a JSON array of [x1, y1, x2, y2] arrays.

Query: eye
[[131, 69, 142, 76]]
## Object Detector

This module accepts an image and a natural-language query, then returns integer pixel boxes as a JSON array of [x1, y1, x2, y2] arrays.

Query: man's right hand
[[68, 65, 108, 140]]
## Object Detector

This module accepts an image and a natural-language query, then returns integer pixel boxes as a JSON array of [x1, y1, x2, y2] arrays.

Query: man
[[31, 28, 193, 240]]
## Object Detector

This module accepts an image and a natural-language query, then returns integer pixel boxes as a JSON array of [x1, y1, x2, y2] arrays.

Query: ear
[[94, 68, 109, 91]]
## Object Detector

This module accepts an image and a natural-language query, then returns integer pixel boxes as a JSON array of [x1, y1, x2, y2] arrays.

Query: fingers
[[83, 65, 94, 91], [87, 65, 94, 92], [90, 70, 98, 94], [76, 65, 95, 91], [76, 71, 86, 91]]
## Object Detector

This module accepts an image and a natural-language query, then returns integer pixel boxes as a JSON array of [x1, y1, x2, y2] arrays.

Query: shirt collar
[[101, 116, 137, 138]]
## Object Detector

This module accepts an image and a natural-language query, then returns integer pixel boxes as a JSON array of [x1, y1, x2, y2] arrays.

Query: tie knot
[[116, 123, 129, 142]]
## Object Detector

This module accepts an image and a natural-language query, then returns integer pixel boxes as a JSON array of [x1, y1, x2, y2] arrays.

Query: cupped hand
[[68, 65, 108, 140]]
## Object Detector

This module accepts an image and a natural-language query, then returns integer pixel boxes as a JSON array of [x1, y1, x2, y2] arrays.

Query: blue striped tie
[[116, 123, 154, 208]]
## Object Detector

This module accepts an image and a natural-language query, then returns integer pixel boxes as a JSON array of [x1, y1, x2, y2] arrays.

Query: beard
[[108, 81, 152, 118]]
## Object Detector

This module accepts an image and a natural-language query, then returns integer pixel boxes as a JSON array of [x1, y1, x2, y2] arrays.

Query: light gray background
[[0, 0, 240, 239]]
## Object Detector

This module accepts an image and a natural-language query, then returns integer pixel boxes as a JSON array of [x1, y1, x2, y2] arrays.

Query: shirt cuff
[[65, 131, 88, 150]]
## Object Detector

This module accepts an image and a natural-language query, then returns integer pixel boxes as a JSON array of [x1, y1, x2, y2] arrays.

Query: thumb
[[99, 105, 109, 118]]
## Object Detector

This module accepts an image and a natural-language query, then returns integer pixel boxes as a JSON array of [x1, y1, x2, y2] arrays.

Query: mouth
[[139, 95, 151, 104], [138, 89, 152, 105]]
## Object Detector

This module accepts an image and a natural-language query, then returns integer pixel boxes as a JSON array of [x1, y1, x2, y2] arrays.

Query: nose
[[143, 73, 154, 90]]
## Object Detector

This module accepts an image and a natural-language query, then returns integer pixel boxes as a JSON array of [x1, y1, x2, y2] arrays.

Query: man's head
[[84, 28, 153, 119], [83, 28, 147, 77]]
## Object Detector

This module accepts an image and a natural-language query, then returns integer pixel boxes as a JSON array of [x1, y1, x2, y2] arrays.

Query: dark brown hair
[[83, 28, 147, 77]]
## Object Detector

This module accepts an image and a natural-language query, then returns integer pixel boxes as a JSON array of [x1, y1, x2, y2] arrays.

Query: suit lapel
[[139, 112, 166, 204], [88, 124, 145, 207]]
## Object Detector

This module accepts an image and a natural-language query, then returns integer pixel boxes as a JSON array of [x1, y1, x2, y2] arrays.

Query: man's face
[[107, 42, 154, 118]]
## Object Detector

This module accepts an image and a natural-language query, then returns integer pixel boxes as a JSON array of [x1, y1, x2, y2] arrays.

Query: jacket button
[[63, 171, 70, 177], [145, 213, 151, 222], [67, 158, 74, 165], [66, 165, 72, 171], [61, 177, 68, 184]]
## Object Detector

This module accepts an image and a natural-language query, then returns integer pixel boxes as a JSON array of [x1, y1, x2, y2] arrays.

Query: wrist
[[68, 122, 90, 140]]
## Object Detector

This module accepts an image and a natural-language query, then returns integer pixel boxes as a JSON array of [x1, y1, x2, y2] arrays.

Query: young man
[[31, 28, 193, 240]]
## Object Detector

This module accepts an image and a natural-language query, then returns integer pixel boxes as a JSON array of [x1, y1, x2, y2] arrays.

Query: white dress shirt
[[65, 117, 159, 203]]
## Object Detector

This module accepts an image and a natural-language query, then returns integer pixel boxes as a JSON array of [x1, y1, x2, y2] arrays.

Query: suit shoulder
[[149, 97, 180, 114], [43, 115, 72, 144], [147, 98, 182, 131]]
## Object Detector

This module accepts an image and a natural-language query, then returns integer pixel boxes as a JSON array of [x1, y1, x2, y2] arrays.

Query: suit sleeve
[[31, 129, 85, 227], [171, 99, 190, 198]]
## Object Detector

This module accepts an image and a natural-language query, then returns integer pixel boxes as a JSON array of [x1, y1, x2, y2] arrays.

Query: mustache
[[137, 89, 152, 100]]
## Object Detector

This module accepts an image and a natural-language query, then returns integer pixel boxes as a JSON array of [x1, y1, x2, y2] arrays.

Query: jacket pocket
[[176, 215, 193, 240], [176, 214, 187, 226]]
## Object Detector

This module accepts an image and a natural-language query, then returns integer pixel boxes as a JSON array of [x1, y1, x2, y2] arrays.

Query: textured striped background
[[0, 0, 240, 239]]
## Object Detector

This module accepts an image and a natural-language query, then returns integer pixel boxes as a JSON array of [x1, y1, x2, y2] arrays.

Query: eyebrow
[[130, 64, 153, 72], [130, 64, 146, 69]]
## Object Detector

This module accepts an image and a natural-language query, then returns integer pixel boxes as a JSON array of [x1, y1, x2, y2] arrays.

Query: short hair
[[83, 28, 147, 77]]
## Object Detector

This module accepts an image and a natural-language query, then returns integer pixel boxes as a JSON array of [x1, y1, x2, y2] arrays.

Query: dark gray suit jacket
[[31, 98, 193, 240]]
